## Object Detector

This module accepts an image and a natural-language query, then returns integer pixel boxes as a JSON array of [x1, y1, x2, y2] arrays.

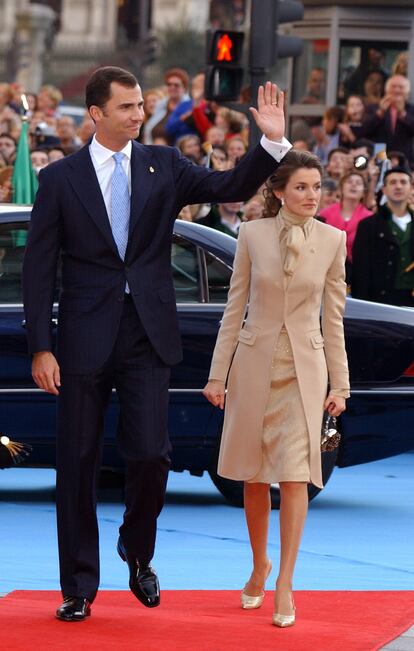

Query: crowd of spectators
[[0, 53, 413, 307]]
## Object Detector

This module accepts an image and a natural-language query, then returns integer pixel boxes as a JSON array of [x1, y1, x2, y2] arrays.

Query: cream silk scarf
[[277, 207, 314, 276]]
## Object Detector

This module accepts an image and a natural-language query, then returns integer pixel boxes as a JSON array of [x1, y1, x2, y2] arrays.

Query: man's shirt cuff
[[260, 135, 292, 162]]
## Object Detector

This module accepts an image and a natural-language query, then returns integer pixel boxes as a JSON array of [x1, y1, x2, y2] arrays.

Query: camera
[[353, 155, 369, 171]]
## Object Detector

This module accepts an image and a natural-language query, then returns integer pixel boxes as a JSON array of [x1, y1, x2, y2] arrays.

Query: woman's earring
[[281, 197, 285, 206]]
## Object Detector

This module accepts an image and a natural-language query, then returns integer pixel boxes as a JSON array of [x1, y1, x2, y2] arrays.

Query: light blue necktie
[[111, 152, 130, 261]]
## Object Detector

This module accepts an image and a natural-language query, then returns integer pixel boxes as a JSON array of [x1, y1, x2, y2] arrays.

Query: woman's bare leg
[[243, 482, 272, 596], [275, 481, 308, 614]]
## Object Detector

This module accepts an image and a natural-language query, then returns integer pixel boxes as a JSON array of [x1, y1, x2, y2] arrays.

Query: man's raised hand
[[249, 81, 285, 142]]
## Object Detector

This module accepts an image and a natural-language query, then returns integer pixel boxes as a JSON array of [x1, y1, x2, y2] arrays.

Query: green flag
[[12, 120, 39, 204]]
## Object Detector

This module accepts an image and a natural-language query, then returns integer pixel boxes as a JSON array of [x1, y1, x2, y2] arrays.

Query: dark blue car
[[1, 206, 413, 507]]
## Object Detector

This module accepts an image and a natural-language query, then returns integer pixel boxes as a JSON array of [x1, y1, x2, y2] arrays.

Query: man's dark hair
[[85, 66, 138, 110], [0, 133, 17, 145], [30, 148, 50, 156], [327, 147, 349, 163], [383, 167, 412, 184], [324, 106, 344, 122], [350, 139, 375, 158], [387, 150, 409, 168]]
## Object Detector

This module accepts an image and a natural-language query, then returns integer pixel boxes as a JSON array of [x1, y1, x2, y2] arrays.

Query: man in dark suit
[[361, 75, 414, 168], [352, 167, 414, 307], [22, 66, 291, 621]]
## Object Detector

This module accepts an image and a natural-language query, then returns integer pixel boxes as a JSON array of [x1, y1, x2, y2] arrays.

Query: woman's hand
[[324, 394, 346, 417], [202, 380, 226, 410], [338, 122, 355, 143]]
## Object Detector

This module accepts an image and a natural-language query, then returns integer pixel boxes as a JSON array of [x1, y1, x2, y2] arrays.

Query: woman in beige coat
[[203, 150, 349, 627]]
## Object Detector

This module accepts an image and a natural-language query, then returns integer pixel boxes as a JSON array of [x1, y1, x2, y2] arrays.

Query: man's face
[[0, 136, 15, 161], [308, 69, 325, 97], [92, 82, 145, 145], [387, 75, 409, 103], [57, 116, 76, 140], [327, 152, 349, 178], [383, 173, 411, 204], [181, 137, 201, 159], [30, 151, 49, 171], [368, 48, 383, 66], [221, 201, 244, 214]]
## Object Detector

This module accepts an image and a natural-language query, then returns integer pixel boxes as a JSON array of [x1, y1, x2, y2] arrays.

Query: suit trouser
[[56, 296, 171, 601]]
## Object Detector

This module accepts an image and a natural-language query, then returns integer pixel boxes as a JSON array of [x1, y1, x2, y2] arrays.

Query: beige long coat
[[208, 217, 350, 488]]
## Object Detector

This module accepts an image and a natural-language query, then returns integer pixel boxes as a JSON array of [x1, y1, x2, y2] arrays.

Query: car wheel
[[208, 445, 338, 509]]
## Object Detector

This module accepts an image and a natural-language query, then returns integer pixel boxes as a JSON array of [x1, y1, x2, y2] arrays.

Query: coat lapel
[[273, 217, 284, 289], [66, 145, 119, 256], [128, 142, 157, 241]]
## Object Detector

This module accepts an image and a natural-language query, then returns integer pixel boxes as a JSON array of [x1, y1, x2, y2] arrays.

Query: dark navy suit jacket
[[23, 140, 278, 374]]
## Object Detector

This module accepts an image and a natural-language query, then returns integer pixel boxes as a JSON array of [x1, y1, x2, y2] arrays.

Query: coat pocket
[[238, 329, 257, 346], [310, 333, 324, 349]]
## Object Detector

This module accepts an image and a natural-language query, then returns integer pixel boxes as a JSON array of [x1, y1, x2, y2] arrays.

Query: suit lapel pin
[[149, 166, 155, 173]]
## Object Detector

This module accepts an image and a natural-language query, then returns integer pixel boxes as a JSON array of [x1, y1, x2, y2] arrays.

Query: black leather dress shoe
[[117, 537, 160, 608], [56, 597, 91, 621]]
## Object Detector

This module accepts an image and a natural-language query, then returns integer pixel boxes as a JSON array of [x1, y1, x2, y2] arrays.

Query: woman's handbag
[[321, 413, 341, 452]]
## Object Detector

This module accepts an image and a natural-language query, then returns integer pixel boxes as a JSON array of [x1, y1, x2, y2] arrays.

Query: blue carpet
[[0, 453, 413, 593]]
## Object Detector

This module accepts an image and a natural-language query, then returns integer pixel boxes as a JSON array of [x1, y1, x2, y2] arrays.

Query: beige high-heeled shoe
[[272, 590, 296, 627], [240, 561, 272, 610]]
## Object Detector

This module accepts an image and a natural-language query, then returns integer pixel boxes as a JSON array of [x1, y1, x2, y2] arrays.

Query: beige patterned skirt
[[247, 327, 311, 484]]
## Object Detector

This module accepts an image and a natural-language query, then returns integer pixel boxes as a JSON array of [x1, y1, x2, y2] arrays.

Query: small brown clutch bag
[[321, 413, 341, 452]]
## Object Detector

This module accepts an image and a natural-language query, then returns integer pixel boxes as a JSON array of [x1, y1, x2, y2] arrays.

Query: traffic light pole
[[248, 67, 267, 148], [248, 0, 274, 148], [247, 0, 303, 149]]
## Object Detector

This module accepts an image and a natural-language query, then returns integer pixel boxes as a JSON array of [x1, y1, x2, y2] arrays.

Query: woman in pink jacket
[[319, 171, 373, 280]]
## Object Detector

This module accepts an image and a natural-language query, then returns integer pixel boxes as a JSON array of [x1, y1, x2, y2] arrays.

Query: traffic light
[[249, 0, 303, 70], [204, 30, 244, 102]]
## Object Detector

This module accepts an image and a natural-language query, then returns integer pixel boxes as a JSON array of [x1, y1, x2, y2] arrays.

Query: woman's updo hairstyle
[[262, 150, 323, 218]]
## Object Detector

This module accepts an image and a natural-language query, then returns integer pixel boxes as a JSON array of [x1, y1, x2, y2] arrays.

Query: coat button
[[380, 290, 386, 295], [379, 232, 384, 237], [117, 296, 124, 302], [388, 260, 393, 265]]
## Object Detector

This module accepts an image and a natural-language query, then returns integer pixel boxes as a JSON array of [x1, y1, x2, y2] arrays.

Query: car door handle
[[21, 318, 58, 329]]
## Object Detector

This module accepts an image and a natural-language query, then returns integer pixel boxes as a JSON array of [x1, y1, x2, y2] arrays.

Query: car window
[[171, 235, 201, 302], [205, 250, 232, 303], [0, 221, 28, 303]]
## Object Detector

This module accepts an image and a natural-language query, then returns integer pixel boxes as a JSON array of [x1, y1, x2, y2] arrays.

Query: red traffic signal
[[205, 30, 244, 101], [207, 30, 244, 66]]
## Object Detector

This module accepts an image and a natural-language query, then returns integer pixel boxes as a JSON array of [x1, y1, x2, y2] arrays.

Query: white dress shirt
[[392, 212, 411, 232], [89, 134, 291, 226], [89, 136, 132, 225], [260, 135, 292, 162]]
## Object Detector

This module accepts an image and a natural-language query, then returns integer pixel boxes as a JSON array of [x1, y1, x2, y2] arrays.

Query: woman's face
[[144, 93, 160, 117], [166, 76, 186, 102], [275, 168, 322, 218], [226, 138, 246, 162], [178, 205, 193, 222], [346, 96, 364, 122], [341, 174, 365, 202]]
